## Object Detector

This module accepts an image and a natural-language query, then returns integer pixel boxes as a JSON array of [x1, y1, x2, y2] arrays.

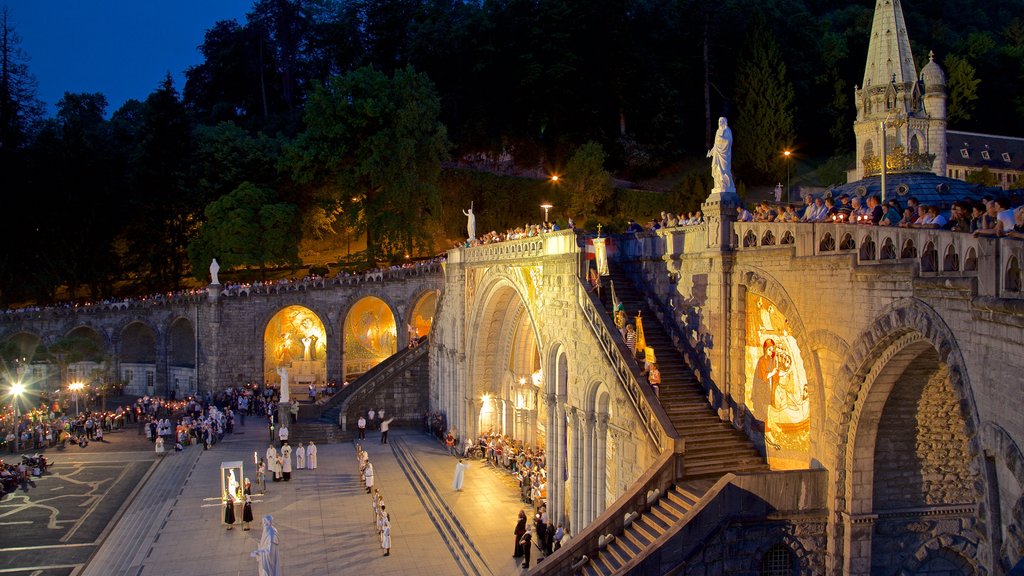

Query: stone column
[[595, 413, 609, 520], [326, 317, 342, 387], [700, 187, 739, 420], [583, 410, 596, 525], [155, 329, 169, 397], [568, 406, 583, 532], [555, 394, 568, 527], [544, 393, 559, 526]]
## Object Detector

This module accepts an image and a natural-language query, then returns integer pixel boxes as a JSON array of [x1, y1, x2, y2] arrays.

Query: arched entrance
[[168, 318, 196, 397], [120, 322, 155, 395], [343, 297, 395, 380], [264, 306, 327, 396], [409, 290, 438, 341], [830, 302, 986, 575]]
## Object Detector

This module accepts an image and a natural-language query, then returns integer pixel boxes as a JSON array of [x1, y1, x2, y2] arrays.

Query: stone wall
[[343, 350, 430, 428]]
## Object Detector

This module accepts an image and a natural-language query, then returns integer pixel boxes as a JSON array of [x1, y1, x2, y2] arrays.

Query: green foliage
[[734, 17, 796, 182], [188, 182, 301, 279], [287, 65, 450, 262], [564, 141, 614, 222], [439, 169, 553, 240], [945, 54, 981, 126], [965, 166, 996, 187]]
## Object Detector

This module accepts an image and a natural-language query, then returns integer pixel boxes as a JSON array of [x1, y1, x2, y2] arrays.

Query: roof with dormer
[[946, 131, 1024, 171], [862, 0, 918, 90]]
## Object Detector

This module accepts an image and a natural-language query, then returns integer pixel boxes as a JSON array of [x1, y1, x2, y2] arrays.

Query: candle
[[254, 451, 258, 465]]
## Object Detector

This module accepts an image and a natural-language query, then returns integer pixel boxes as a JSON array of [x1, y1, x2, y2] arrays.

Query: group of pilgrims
[[149, 403, 232, 453], [357, 444, 391, 556]]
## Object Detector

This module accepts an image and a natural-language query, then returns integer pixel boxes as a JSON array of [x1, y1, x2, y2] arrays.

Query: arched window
[[760, 544, 795, 576], [864, 139, 875, 159], [910, 133, 922, 154]]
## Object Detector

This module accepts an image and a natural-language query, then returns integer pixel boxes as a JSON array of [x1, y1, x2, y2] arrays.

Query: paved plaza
[[1, 423, 541, 576]]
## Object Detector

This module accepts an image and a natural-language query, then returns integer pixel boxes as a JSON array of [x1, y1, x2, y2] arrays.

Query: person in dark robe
[[514, 510, 527, 558], [242, 491, 254, 531], [224, 490, 236, 530]]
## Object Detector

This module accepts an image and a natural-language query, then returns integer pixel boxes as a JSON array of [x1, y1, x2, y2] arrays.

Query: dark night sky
[[6, 0, 252, 115]]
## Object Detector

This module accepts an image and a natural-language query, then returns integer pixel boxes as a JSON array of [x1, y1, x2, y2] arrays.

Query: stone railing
[[335, 340, 431, 424], [529, 448, 682, 576], [220, 262, 444, 297], [450, 229, 579, 265], [619, 469, 828, 574], [733, 221, 1024, 299], [576, 277, 677, 454]]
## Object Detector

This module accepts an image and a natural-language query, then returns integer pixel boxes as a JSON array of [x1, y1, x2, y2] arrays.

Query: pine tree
[[733, 18, 796, 182]]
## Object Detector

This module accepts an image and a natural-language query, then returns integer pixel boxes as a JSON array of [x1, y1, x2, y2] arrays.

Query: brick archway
[[824, 298, 987, 574]]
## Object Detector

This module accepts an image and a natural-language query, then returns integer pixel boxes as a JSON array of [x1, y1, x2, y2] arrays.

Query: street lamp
[[69, 381, 85, 416], [10, 382, 24, 453], [783, 150, 792, 204], [540, 203, 553, 224]]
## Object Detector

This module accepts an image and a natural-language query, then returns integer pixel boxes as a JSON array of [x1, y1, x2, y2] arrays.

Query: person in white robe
[[453, 459, 468, 491], [380, 513, 391, 556], [306, 442, 317, 469], [281, 443, 293, 481], [295, 442, 305, 470], [155, 436, 164, 453], [266, 445, 282, 481], [364, 461, 374, 493], [251, 515, 281, 576]]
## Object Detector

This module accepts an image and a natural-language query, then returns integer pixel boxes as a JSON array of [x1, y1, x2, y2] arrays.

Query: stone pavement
[[76, 426, 542, 576]]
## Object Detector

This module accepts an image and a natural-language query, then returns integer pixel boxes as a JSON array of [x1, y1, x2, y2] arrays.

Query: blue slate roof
[[827, 172, 995, 208], [947, 131, 1024, 171]]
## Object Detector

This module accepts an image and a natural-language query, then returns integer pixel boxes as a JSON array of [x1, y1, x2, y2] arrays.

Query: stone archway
[[265, 305, 328, 395], [341, 297, 394, 380], [825, 299, 987, 575]]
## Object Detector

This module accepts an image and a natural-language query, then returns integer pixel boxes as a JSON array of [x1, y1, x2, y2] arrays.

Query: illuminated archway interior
[[409, 290, 438, 339], [264, 306, 327, 392], [343, 297, 396, 379]]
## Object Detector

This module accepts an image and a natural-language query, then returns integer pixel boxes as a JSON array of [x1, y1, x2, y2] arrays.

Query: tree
[[733, 18, 796, 182], [965, 166, 996, 187], [287, 65, 449, 263], [0, 6, 43, 155], [946, 54, 980, 126], [564, 141, 613, 222], [188, 182, 300, 279]]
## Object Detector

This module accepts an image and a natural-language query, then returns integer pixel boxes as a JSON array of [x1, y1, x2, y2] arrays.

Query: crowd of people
[[731, 193, 1024, 238], [2, 257, 446, 316], [458, 222, 565, 249]]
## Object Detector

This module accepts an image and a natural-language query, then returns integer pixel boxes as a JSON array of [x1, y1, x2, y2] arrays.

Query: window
[[761, 544, 795, 576], [960, 149, 970, 158], [981, 150, 990, 160], [146, 371, 155, 387], [1003, 152, 1012, 162]]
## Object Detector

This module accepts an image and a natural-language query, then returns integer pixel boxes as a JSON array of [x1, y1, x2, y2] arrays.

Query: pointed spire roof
[[862, 0, 917, 89]]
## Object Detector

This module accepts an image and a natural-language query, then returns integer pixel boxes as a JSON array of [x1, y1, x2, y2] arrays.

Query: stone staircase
[[560, 263, 768, 575], [604, 263, 766, 479], [580, 480, 712, 576], [289, 341, 430, 444]]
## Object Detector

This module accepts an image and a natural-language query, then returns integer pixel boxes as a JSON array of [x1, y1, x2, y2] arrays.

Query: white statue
[[209, 258, 220, 285], [251, 515, 281, 576], [276, 366, 290, 404], [462, 203, 476, 241], [227, 469, 239, 497], [301, 336, 312, 361], [707, 117, 736, 194]]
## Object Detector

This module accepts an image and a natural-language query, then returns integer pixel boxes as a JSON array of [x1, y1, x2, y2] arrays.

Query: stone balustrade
[[732, 222, 1024, 298], [452, 229, 578, 264]]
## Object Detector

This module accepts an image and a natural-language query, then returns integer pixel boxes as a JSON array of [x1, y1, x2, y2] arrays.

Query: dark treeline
[[1, 0, 1022, 306]]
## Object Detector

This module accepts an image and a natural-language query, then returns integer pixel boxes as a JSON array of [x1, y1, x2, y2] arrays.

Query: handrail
[[336, 341, 431, 421], [317, 338, 430, 419], [576, 277, 677, 453], [528, 449, 681, 576]]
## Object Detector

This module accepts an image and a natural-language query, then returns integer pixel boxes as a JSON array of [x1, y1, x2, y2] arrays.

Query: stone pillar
[[326, 317, 342, 387], [155, 330, 169, 397], [555, 394, 568, 528], [543, 393, 558, 526], [583, 411, 596, 525], [595, 413, 609, 517], [700, 189, 740, 420], [842, 512, 876, 575], [568, 406, 583, 532]]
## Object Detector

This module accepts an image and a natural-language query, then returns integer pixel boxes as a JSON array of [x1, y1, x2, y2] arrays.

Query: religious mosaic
[[744, 293, 810, 469], [263, 305, 327, 387], [344, 297, 396, 378]]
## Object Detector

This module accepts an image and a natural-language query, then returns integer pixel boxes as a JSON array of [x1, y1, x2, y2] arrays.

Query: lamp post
[[69, 381, 84, 416], [11, 382, 24, 453], [783, 150, 792, 204], [540, 203, 553, 224]]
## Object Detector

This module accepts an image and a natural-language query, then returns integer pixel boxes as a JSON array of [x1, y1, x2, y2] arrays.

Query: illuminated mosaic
[[263, 306, 327, 385], [409, 291, 438, 339], [744, 293, 810, 469], [344, 297, 397, 378]]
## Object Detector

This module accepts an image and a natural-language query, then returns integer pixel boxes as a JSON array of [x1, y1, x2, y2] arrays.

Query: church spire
[[862, 0, 917, 89]]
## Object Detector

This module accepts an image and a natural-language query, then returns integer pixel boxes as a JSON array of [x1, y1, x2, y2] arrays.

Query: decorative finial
[[928, 50, 934, 62], [596, 223, 603, 238]]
